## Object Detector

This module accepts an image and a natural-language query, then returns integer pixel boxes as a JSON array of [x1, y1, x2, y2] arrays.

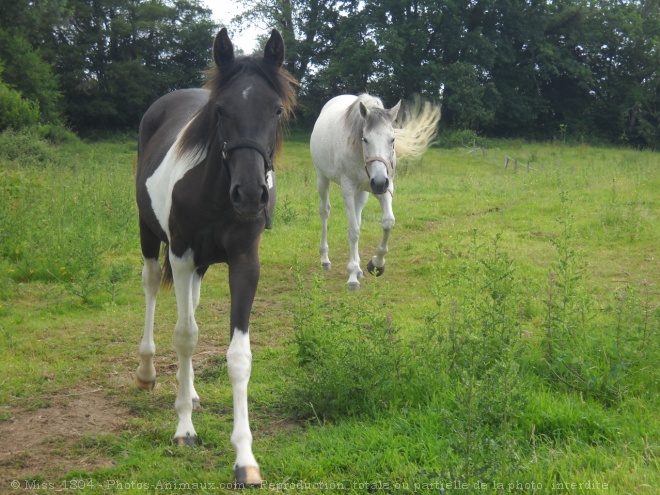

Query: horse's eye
[[362, 137, 368, 144], [276, 106, 284, 117]]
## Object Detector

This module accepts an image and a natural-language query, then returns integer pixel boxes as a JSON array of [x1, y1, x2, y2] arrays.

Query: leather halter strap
[[222, 138, 275, 172], [364, 155, 395, 180]]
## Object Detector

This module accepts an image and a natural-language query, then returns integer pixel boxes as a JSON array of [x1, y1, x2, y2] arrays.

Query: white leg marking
[[227, 329, 258, 471], [137, 258, 160, 386], [171, 249, 199, 441]]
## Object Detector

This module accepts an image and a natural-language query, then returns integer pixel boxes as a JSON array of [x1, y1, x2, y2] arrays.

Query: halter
[[221, 138, 275, 179], [364, 156, 394, 178], [363, 155, 395, 196], [219, 137, 276, 228]]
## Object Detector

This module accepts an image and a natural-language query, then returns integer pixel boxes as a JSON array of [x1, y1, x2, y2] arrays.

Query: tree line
[[1, 0, 659, 147]]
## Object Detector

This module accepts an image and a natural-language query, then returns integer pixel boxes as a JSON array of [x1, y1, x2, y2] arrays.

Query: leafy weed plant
[[543, 192, 658, 405]]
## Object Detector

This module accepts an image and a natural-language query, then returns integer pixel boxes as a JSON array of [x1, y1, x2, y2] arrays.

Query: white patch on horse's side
[[242, 86, 252, 100], [146, 122, 207, 238], [266, 170, 274, 190]]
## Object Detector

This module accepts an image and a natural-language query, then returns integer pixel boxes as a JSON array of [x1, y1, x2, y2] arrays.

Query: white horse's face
[[359, 101, 401, 194]]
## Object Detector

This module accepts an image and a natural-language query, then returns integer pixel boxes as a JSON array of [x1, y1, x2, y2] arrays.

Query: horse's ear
[[214, 28, 234, 68], [264, 29, 285, 67], [389, 100, 402, 121], [359, 102, 369, 119]]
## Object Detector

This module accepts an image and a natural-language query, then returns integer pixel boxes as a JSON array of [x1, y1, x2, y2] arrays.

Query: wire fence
[[463, 140, 559, 173]]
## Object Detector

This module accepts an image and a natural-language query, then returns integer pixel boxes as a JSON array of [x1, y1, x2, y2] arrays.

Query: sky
[[202, 0, 260, 54]]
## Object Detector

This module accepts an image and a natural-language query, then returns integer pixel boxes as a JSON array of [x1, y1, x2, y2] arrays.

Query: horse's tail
[[161, 244, 174, 289], [394, 96, 441, 161]]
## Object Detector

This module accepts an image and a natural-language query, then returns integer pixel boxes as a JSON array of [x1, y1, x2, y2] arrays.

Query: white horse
[[310, 94, 440, 289]]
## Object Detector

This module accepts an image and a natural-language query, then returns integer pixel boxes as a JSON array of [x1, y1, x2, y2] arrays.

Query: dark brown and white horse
[[135, 28, 296, 487]]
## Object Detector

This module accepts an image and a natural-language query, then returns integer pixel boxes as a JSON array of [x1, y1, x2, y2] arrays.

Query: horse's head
[[212, 28, 290, 220], [359, 100, 401, 195]]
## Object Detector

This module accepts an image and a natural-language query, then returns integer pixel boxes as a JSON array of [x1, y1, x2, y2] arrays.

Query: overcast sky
[[203, 0, 260, 54]]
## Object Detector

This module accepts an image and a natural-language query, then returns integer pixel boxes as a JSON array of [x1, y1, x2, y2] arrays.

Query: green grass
[[0, 130, 658, 494]]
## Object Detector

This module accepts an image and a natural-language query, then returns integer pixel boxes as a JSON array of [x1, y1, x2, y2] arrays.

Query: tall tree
[[587, 0, 660, 146], [50, 0, 217, 131], [0, 0, 67, 124]]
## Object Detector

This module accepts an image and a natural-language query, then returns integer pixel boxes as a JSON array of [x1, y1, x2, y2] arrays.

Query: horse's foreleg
[[317, 175, 331, 270], [228, 253, 261, 487], [136, 258, 160, 390], [170, 249, 199, 446], [342, 187, 363, 290], [367, 192, 395, 277]]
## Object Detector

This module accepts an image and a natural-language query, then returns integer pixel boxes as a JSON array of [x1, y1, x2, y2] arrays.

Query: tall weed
[[542, 192, 658, 404], [290, 231, 528, 482], [428, 231, 525, 482], [290, 271, 420, 419]]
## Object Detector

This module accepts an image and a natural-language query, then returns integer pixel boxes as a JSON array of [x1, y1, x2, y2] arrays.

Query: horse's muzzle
[[370, 177, 390, 195], [230, 183, 269, 219]]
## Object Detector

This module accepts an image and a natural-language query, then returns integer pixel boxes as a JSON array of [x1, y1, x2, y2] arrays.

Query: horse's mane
[[343, 94, 394, 148], [178, 55, 298, 159], [343, 93, 441, 160]]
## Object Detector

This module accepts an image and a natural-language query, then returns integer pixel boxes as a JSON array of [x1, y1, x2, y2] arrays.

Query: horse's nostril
[[260, 186, 269, 208], [230, 185, 242, 206]]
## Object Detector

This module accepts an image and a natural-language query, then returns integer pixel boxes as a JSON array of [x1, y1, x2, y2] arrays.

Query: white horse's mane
[[394, 96, 441, 160], [342, 93, 441, 160], [343, 94, 389, 147]]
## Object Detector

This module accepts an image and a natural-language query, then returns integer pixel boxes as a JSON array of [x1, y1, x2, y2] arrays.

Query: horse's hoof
[[347, 281, 360, 291], [234, 466, 262, 488], [322, 262, 332, 271], [135, 375, 156, 390], [174, 435, 197, 447], [367, 260, 385, 277]]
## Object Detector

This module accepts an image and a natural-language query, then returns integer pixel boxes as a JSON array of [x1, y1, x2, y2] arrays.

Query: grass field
[[0, 129, 658, 494]]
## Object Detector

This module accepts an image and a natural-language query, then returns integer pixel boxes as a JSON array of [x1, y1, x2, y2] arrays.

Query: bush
[[0, 128, 55, 166], [0, 83, 39, 131], [37, 123, 80, 145], [290, 275, 423, 419]]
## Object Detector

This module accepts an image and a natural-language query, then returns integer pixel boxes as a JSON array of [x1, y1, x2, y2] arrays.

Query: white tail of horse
[[394, 96, 441, 160]]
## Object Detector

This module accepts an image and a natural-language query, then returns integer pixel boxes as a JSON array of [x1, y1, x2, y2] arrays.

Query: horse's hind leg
[[187, 269, 206, 409], [367, 191, 395, 277], [317, 174, 332, 270], [136, 222, 161, 390]]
